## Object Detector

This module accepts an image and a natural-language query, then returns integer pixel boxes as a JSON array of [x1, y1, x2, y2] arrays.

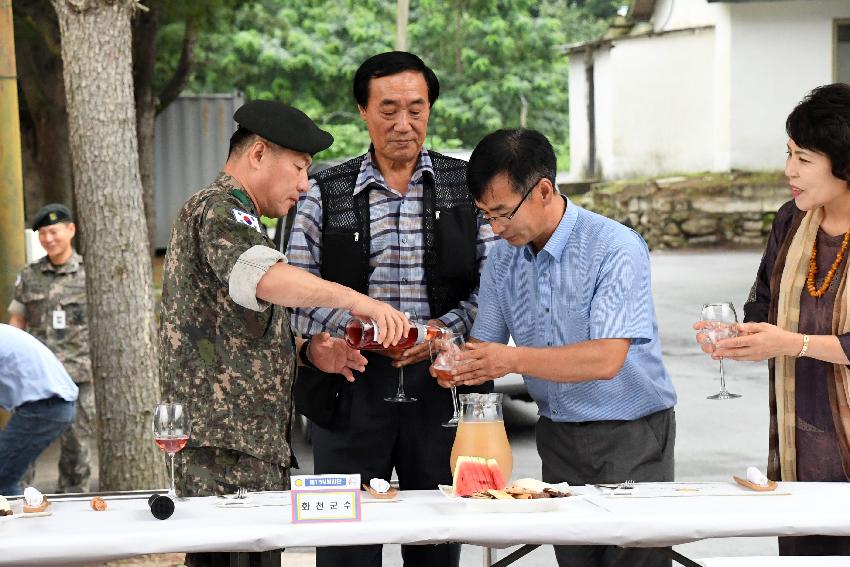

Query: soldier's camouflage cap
[[32, 203, 73, 231], [234, 100, 334, 156]]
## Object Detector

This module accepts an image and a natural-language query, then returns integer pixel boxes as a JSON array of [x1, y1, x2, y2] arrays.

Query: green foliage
[[411, 0, 570, 163], [541, 0, 622, 44], [160, 0, 616, 165]]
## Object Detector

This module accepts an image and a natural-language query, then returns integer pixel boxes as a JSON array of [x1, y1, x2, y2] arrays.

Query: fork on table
[[218, 487, 248, 500], [594, 480, 636, 492]]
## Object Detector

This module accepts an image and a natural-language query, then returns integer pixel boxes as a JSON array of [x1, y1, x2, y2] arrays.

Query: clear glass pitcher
[[449, 393, 513, 483]]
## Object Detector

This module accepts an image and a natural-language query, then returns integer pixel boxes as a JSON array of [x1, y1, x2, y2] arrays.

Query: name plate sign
[[291, 474, 361, 523]]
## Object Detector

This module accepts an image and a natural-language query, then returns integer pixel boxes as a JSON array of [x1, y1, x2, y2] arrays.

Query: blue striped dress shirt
[[0, 324, 78, 411], [288, 149, 497, 338], [471, 197, 677, 422]]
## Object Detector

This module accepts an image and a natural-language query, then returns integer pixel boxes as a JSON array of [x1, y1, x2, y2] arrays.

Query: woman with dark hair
[[697, 83, 850, 555]]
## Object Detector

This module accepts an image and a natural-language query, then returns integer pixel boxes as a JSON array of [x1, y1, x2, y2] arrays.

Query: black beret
[[32, 204, 73, 231], [233, 100, 333, 155]]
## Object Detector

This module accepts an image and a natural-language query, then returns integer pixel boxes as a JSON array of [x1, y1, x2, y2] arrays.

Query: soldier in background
[[8, 204, 94, 494], [159, 100, 409, 567]]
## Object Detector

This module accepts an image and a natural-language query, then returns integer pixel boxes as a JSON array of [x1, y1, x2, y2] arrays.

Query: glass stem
[[450, 386, 459, 417], [397, 366, 405, 397], [169, 452, 176, 497], [718, 358, 728, 394]]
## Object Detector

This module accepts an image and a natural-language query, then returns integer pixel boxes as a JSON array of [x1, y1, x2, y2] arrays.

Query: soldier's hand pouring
[[349, 297, 410, 348]]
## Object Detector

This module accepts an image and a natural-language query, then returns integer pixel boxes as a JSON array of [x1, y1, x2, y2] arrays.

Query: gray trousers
[[536, 407, 676, 567], [57, 381, 94, 493]]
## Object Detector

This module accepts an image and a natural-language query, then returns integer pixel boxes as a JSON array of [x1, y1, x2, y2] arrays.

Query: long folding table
[[3, 482, 850, 566]]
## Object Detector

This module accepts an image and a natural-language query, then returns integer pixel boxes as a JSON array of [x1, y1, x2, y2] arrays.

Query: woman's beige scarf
[[776, 207, 850, 480]]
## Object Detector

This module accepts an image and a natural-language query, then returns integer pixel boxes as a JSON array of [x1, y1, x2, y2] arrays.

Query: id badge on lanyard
[[53, 309, 67, 330]]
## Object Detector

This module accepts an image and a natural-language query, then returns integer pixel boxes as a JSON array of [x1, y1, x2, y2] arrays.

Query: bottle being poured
[[345, 315, 451, 351]]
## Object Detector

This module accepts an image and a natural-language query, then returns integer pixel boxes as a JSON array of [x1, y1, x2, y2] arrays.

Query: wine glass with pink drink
[[152, 402, 191, 499]]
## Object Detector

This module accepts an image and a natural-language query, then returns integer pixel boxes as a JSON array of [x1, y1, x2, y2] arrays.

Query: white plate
[[437, 485, 571, 514], [0, 511, 52, 522]]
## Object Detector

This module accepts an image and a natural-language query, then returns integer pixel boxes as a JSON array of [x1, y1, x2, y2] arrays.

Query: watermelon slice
[[487, 458, 506, 489], [453, 456, 484, 496], [474, 457, 490, 490], [452, 455, 506, 496]]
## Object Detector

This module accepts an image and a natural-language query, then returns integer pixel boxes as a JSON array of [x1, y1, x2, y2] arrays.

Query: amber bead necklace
[[807, 227, 850, 298]]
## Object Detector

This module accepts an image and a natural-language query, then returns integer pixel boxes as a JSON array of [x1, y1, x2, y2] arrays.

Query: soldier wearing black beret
[[9, 203, 95, 494], [31, 204, 73, 231], [232, 100, 334, 155], [158, 100, 410, 567]]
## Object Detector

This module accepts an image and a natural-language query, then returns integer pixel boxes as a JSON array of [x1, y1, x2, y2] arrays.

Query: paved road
[[31, 249, 776, 565]]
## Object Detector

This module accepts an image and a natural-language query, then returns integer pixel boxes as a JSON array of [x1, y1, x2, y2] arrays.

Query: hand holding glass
[[153, 403, 191, 499], [699, 302, 741, 400]]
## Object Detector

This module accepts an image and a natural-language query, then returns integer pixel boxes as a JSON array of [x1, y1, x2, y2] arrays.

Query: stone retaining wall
[[568, 173, 790, 249]]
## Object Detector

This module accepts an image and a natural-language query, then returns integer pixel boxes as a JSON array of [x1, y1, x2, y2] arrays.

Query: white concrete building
[[567, 0, 850, 181]]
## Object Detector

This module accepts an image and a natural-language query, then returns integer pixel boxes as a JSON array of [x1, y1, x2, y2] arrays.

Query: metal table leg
[[650, 547, 704, 567], [487, 544, 540, 567]]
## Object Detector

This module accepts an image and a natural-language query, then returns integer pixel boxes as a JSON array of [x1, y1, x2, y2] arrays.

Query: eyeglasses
[[477, 177, 541, 225]]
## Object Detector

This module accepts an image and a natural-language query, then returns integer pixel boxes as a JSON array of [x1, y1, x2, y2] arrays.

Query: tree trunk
[[132, 5, 198, 255], [132, 3, 158, 256], [51, 0, 165, 491], [395, 0, 409, 51], [14, 0, 74, 215]]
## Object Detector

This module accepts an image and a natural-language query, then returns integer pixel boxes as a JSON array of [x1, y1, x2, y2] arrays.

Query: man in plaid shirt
[[287, 51, 496, 567]]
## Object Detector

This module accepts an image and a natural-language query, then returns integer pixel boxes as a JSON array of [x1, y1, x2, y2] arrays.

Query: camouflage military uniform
[[159, 173, 296, 500], [177, 446, 288, 496], [9, 250, 94, 493]]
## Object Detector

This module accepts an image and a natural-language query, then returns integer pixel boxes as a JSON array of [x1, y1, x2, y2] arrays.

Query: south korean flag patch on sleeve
[[232, 209, 263, 234]]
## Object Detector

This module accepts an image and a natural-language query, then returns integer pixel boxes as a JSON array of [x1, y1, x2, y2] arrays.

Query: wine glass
[[152, 403, 191, 499], [385, 362, 416, 403], [385, 312, 418, 403], [699, 302, 741, 400], [430, 333, 464, 427]]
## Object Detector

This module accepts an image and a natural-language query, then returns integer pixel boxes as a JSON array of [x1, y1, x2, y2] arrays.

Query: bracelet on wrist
[[797, 334, 810, 358], [299, 338, 319, 370]]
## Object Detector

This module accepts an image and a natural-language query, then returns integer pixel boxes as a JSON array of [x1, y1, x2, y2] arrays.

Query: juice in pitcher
[[450, 393, 513, 482]]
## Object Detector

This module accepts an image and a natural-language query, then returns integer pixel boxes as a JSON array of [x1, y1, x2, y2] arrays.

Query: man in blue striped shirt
[[447, 129, 677, 567], [287, 52, 497, 567]]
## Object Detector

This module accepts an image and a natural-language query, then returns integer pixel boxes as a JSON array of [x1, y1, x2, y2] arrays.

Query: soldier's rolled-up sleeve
[[199, 199, 285, 312], [8, 272, 26, 316], [7, 299, 25, 317], [229, 245, 286, 311]]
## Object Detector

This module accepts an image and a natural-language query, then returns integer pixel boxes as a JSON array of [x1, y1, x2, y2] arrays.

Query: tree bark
[[132, 2, 158, 256], [132, 5, 198, 254], [51, 0, 165, 491]]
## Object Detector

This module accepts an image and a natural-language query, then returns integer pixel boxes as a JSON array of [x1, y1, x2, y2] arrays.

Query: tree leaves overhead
[[162, 0, 617, 163]]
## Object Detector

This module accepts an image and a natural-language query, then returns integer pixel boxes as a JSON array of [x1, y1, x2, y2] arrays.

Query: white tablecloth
[[3, 482, 850, 566]]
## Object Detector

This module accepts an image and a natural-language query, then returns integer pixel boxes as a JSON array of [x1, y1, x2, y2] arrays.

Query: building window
[[837, 21, 850, 84]]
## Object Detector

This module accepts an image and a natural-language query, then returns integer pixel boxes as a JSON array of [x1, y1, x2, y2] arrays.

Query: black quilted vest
[[312, 151, 479, 318]]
